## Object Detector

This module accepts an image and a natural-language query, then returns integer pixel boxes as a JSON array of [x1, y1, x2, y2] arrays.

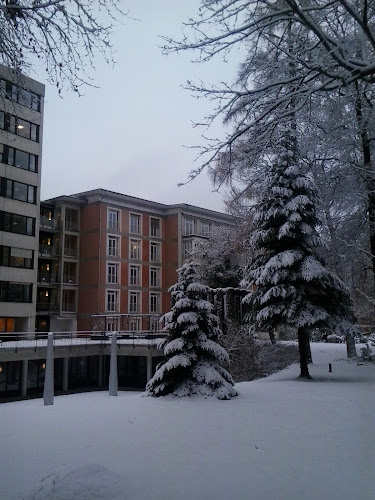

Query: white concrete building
[[0, 65, 45, 334]]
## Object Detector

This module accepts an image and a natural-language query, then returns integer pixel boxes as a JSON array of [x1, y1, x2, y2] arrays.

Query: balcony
[[40, 216, 59, 231], [39, 244, 59, 257], [63, 275, 77, 285], [64, 221, 79, 232], [36, 302, 59, 313], [63, 247, 78, 258], [37, 273, 59, 285]]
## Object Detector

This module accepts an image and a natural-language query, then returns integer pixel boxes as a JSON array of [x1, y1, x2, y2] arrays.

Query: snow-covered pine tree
[[145, 262, 238, 399], [242, 123, 357, 378]]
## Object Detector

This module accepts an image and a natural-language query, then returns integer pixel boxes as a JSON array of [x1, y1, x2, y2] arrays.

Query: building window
[[129, 317, 141, 332], [107, 235, 120, 257], [130, 239, 141, 260], [150, 242, 160, 262], [0, 78, 41, 111], [184, 218, 195, 236], [0, 144, 38, 172], [106, 290, 119, 313], [64, 208, 79, 231], [0, 111, 40, 142], [0, 178, 36, 204], [201, 222, 211, 237], [107, 208, 120, 230], [130, 213, 141, 234], [184, 239, 194, 258], [107, 262, 119, 284], [62, 289, 76, 312], [150, 293, 161, 313], [129, 265, 140, 286], [106, 318, 119, 332], [0, 282, 32, 303], [150, 317, 159, 332], [150, 217, 160, 238], [150, 267, 161, 287], [0, 246, 33, 269], [129, 291, 141, 313], [0, 211, 35, 236]]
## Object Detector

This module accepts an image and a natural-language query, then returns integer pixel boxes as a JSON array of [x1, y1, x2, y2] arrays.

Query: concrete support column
[[146, 353, 153, 382], [21, 359, 28, 397], [63, 357, 69, 392]]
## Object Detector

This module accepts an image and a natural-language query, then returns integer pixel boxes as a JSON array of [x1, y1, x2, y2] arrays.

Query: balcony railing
[[61, 303, 76, 313], [39, 244, 59, 256], [40, 217, 59, 230], [65, 221, 79, 232], [36, 302, 59, 313], [64, 247, 78, 257], [63, 275, 77, 285], [37, 273, 59, 284]]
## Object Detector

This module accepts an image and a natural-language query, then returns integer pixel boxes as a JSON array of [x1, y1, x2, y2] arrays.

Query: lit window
[[130, 239, 141, 260]]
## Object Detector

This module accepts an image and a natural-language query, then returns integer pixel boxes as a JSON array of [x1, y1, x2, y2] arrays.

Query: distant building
[[37, 189, 234, 333], [0, 64, 45, 334]]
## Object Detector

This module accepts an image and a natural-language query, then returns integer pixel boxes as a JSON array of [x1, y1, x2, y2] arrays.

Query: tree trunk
[[269, 329, 277, 344], [346, 331, 357, 358], [305, 336, 312, 364], [298, 327, 312, 379]]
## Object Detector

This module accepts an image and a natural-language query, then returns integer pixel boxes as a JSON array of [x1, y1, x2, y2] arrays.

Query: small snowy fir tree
[[242, 123, 356, 378], [145, 262, 238, 399]]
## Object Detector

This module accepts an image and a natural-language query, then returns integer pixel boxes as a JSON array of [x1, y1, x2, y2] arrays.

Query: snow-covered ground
[[1, 343, 374, 500]]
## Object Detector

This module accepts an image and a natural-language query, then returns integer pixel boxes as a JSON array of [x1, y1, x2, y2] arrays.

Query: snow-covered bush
[[145, 262, 238, 399], [326, 334, 345, 343], [220, 322, 299, 382], [360, 334, 375, 362]]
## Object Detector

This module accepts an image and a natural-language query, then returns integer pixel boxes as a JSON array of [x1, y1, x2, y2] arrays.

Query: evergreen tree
[[145, 262, 238, 399], [242, 123, 357, 378]]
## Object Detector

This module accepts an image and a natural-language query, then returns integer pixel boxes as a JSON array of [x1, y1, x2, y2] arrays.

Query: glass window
[[130, 214, 141, 234], [106, 290, 119, 313], [130, 265, 140, 286], [108, 209, 120, 230], [129, 317, 140, 332], [107, 263, 119, 284], [150, 242, 160, 262], [150, 267, 160, 287], [150, 293, 160, 313], [18, 89, 32, 108], [129, 292, 141, 313], [16, 119, 31, 139], [185, 219, 195, 235], [184, 240, 193, 258], [107, 235, 120, 257], [13, 181, 28, 202], [150, 217, 160, 237], [201, 222, 211, 237], [0, 282, 32, 303], [130, 239, 140, 260], [14, 149, 29, 170]]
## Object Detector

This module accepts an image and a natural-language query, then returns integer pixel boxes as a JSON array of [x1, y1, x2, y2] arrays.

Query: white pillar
[[21, 359, 28, 397], [43, 332, 54, 406], [109, 333, 118, 396], [63, 357, 69, 392]]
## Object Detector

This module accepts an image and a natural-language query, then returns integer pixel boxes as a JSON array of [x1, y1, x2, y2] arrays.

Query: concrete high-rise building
[[0, 65, 45, 334], [38, 189, 234, 333]]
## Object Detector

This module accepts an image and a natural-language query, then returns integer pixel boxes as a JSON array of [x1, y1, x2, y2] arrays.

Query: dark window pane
[[26, 217, 34, 236], [31, 124, 38, 141], [29, 155, 37, 172], [14, 150, 29, 170], [18, 89, 32, 108], [12, 214, 27, 234], [6, 179, 12, 198], [28, 185, 35, 204], [17, 119, 31, 139], [13, 182, 28, 202]]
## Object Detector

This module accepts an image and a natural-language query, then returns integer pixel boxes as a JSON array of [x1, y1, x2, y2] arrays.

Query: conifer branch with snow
[[145, 262, 238, 399]]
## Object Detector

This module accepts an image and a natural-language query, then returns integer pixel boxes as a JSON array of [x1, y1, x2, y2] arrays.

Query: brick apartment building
[[0, 64, 45, 334], [37, 189, 234, 333]]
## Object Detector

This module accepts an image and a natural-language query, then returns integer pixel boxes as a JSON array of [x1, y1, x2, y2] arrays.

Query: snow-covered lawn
[[1, 343, 374, 500]]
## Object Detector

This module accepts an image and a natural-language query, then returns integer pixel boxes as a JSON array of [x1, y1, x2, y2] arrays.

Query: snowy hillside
[[1, 343, 374, 500]]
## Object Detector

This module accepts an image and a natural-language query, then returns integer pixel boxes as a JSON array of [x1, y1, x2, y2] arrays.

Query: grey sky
[[40, 1, 238, 212]]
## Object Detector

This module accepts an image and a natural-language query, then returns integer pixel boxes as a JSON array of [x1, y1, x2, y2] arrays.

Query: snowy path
[[1, 343, 374, 500]]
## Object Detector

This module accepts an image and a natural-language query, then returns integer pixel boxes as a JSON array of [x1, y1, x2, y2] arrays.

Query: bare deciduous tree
[[0, 0, 125, 92]]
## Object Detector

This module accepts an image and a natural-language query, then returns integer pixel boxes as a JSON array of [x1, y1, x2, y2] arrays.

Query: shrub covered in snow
[[220, 323, 299, 382], [145, 262, 238, 399]]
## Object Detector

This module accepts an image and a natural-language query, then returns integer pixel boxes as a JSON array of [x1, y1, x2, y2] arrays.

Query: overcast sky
[[39, 1, 238, 213]]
